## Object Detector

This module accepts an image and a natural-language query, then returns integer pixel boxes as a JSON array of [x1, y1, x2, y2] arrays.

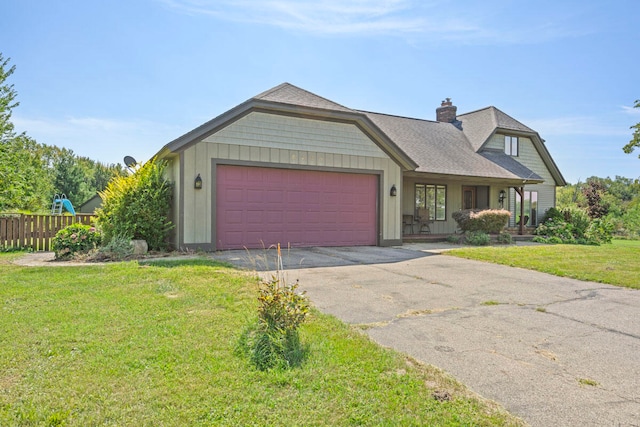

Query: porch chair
[[416, 208, 431, 234], [402, 214, 415, 234]]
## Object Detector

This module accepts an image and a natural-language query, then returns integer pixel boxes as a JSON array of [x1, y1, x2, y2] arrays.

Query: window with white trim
[[505, 135, 519, 156]]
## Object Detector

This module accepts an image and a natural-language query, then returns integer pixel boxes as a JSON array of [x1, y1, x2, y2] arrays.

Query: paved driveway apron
[[215, 245, 640, 427]]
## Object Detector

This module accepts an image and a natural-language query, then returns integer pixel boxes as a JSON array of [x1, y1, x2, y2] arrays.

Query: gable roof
[[457, 106, 535, 151], [361, 111, 537, 181], [254, 82, 354, 113], [158, 83, 565, 185], [159, 83, 416, 170]]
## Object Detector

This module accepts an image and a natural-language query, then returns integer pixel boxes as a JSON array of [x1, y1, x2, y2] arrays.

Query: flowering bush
[[452, 209, 511, 233], [53, 223, 101, 259]]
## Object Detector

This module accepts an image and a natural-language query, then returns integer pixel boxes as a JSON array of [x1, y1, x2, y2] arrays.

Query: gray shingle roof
[[479, 150, 543, 181], [160, 82, 564, 184], [458, 106, 536, 151], [361, 111, 536, 180], [254, 83, 354, 113]]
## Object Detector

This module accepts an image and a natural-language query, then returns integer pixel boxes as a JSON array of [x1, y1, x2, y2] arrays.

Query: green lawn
[[447, 240, 640, 289], [0, 254, 522, 426]]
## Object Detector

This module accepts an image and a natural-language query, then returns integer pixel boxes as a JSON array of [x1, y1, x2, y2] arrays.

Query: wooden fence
[[0, 214, 96, 252]]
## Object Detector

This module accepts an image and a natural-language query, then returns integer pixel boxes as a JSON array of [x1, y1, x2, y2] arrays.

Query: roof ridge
[[359, 109, 439, 124], [255, 82, 354, 112], [252, 82, 291, 100], [457, 105, 495, 117]]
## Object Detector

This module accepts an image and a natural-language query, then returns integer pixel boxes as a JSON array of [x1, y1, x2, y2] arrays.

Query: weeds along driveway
[[214, 245, 640, 427]]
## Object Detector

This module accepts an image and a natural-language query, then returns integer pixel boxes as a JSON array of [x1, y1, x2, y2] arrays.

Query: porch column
[[513, 186, 525, 235]]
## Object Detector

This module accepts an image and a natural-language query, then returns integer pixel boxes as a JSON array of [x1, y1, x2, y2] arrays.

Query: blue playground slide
[[61, 198, 76, 216], [52, 195, 76, 216]]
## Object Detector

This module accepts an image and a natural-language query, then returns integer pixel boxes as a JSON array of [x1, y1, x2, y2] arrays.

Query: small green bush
[[238, 248, 310, 371], [94, 233, 134, 261], [465, 231, 490, 246], [452, 209, 511, 233], [446, 234, 462, 244], [52, 223, 101, 259], [496, 231, 513, 244]]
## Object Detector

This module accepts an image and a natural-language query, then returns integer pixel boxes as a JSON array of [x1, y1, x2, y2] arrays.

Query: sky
[[2, 0, 639, 184]]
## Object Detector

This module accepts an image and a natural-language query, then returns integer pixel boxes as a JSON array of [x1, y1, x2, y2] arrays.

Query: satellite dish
[[124, 156, 137, 168]]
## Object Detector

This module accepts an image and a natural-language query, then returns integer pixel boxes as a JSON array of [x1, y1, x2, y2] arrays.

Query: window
[[415, 184, 446, 221], [514, 190, 538, 226], [505, 135, 518, 156]]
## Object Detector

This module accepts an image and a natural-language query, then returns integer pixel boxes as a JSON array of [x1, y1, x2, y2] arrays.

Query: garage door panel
[[216, 165, 377, 249]]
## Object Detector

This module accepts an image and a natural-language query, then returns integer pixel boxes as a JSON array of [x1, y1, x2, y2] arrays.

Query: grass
[[578, 378, 599, 387], [446, 240, 640, 289], [0, 254, 523, 426]]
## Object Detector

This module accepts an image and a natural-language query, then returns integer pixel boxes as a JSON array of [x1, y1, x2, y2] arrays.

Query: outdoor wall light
[[499, 189, 506, 206], [194, 174, 203, 190], [390, 185, 397, 197]]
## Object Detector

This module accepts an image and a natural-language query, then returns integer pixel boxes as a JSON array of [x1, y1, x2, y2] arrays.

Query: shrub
[[496, 231, 513, 244], [446, 234, 462, 244], [542, 207, 564, 223], [52, 223, 101, 259], [585, 218, 614, 245], [93, 233, 134, 261], [238, 246, 310, 370], [96, 158, 173, 251], [562, 207, 590, 238], [535, 207, 612, 245], [465, 231, 490, 246], [535, 218, 575, 242], [452, 209, 511, 234]]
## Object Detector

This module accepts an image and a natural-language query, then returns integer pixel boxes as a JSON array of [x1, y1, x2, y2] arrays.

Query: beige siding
[[486, 134, 555, 183], [204, 112, 389, 158], [181, 112, 402, 247], [487, 133, 557, 225]]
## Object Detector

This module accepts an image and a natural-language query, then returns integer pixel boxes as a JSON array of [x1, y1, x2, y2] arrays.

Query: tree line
[[1, 54, 125, 213]]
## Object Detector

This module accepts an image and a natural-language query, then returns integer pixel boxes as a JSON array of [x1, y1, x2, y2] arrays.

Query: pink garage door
[[216, 165, 378, 249]]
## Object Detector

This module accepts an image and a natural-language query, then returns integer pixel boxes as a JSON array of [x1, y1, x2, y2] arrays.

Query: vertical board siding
[[486, 133, 558, 227], [0, 214, 95, 251], [204, 112, 388, 158], [180, 112, 404, 246]]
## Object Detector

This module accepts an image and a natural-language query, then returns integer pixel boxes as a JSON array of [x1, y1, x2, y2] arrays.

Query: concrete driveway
[[213, 244, 640, 427]]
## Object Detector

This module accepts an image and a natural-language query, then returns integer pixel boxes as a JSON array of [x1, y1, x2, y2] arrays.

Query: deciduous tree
[[623, 99, 640, 158]]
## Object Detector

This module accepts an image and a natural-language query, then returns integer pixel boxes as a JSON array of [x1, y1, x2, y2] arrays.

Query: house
[[156, 83, 565, 251], [77, 193, 103, 214]]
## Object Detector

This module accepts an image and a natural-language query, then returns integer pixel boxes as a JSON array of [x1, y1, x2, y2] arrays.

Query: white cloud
[[158, 0, 580, 43], [12, 115, 183, 165], [621, 104, 640, 116]]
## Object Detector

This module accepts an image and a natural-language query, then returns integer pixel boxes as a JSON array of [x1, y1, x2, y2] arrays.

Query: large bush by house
[[452, 209, 511, 234], [96, 158, 173, 250]]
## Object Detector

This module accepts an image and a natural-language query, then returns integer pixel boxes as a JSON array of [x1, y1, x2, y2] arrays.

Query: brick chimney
[[436, 98, 457, 123]]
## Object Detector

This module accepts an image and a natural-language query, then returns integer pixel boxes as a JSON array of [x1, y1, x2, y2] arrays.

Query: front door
[[463, 186, 476, 210]]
